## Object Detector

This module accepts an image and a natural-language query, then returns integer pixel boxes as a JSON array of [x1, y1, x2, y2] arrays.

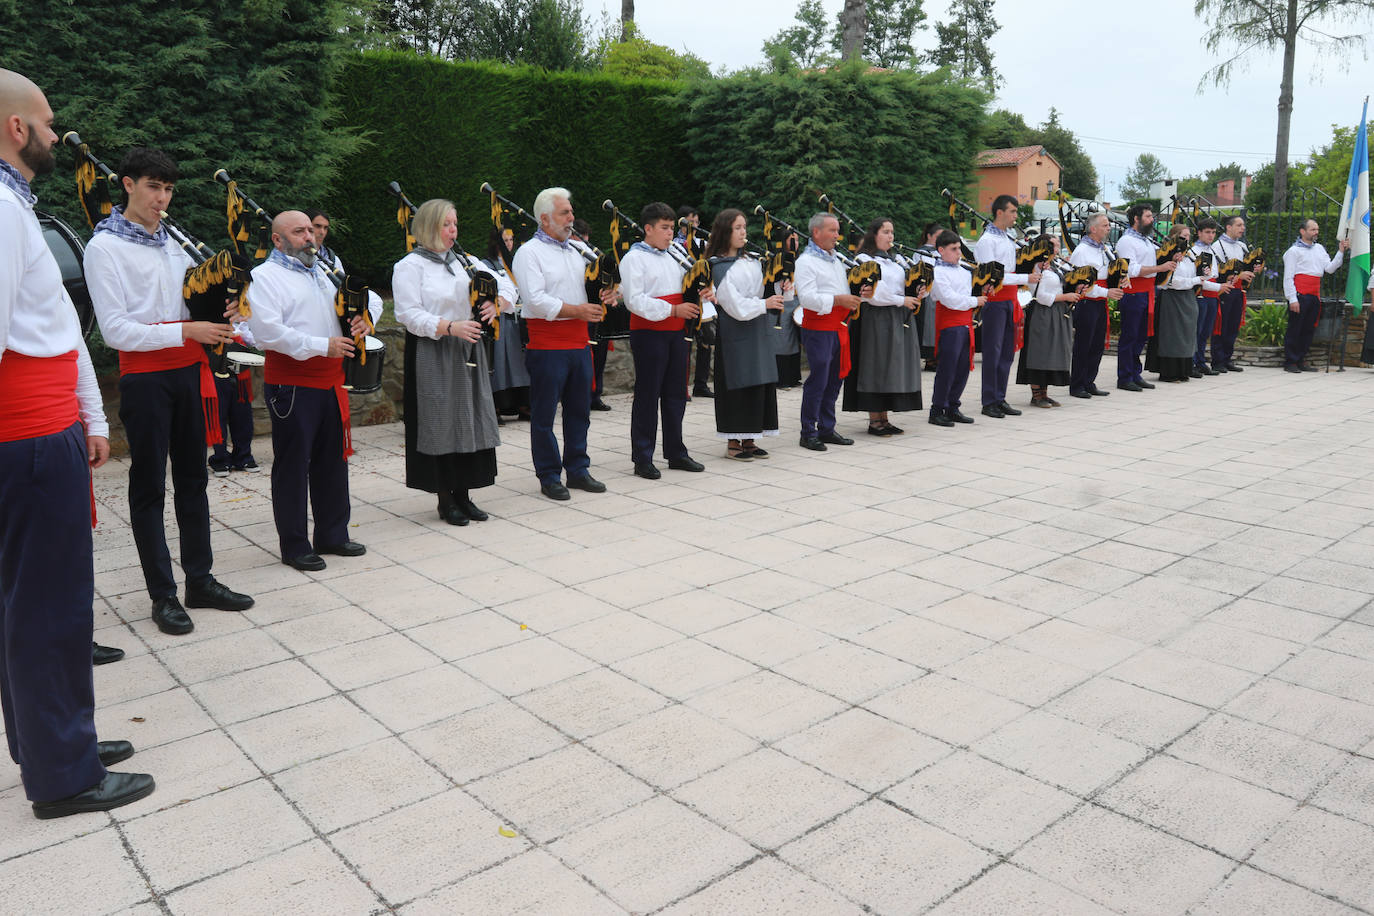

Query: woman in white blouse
[[845, 219, 924, 434], [391, 199, 501, 525], [703, 209, 785, 460]]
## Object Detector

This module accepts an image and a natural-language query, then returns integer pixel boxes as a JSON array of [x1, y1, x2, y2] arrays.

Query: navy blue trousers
[[1070, 300, 1108, 393], [211, 373, 255, 464], [0, 422, 104, 802], [264, 384, 350, 560], [525, 348, 592, 484], [1213, 289, 1245, 368], [117, 365, 213, 599], [932, 326, 971, 409], [800, 328, 843, 437], [1284, 294, 1321, 367], [979, 299, 1016, 406], [1116, 292, 1149, 383], [1195, 296, 1219, 367], [629, 329, 690, 465]]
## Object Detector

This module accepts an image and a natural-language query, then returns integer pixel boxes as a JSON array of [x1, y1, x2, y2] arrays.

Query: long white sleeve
[[620, 248, 682, 322], [75, 338, 108, 438], [859, 255, 905, 307], [717, 259, 768, 321]]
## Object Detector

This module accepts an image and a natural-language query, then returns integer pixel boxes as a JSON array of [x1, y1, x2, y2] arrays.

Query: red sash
[[1214, 288, 1248, 335], [935, 302, 975, 370], [527, 317, 589, 350], [1294, 274, 1320, 296], [801, 302, 851, 378], [265, 353, 353, 459], [987, 283, 1025, 351], [1123, 277, 1156, 336], [630, 292, 686, 332], [0, 350, 80, 442], [119, 332, 222, 447]]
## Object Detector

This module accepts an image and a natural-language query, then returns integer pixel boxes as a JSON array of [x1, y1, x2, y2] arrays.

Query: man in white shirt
[[86, 147, 254, 635], [1115, 204, 1178, 391], [0, 68, 154, 818], [1209, 215, 1257, 373], [510, 188, 613, 501], [1068, 213, 1124, 397], [796, 212, 867, 450], [1281, 218, 1348, 372], [247, 211, 377, 570], [973, 195, 1041, 417]]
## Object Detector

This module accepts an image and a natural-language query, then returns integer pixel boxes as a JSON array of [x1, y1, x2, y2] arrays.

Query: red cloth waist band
[[264, 353, 353, 459], [0, 350, 80, 443]]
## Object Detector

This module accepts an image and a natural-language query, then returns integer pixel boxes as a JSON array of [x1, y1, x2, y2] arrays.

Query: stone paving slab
[[3, 366, 1374, 913]]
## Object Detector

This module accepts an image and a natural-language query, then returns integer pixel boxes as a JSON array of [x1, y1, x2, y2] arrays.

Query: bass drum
[[343, 336, 387, 394], [36, 210, 95, 339]]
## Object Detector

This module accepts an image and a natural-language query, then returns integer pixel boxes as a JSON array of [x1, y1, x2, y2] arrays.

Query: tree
[[763, 0, 835, 71], [927, 0, 1001, 90], [1121, 153, 1169, 201], [362, 0, 595, 70], [621, 0, 634, 41], [842, 0, 927, 68], [979, 108, 1100, 199], [1305, 124, 1359, 203], [1245, 161, 1309, 210], [1195, 0, 1374, 212], [602, 34, 712, 80], [839, 0, 869, 61]]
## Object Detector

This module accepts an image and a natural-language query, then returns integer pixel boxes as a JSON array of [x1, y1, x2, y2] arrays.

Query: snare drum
[[36, 209, 95, 339], [342, 335, 387, 394], [792, 305, 804, 327], [225, 347, 265, 374]]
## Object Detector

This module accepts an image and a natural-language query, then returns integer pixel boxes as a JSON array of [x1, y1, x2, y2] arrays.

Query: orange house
[[972, 146, 1063, 214]]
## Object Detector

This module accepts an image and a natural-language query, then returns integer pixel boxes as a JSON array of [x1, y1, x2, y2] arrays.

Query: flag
[[1338, 99, 1369, 315]]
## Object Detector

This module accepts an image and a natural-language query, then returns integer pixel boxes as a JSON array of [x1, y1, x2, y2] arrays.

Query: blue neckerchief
[[936, 260, 962, 270], [0, 158, 35, 205], [631, 240, 668, 256], [1295, 238, 1315, 249], [269, 248, 315, 274], [1124, 228, 1150, 243], [804, 240, 834, 261], [1081, 237, 1104, 250], [414, 246, 457, 275], [534, 228, 570, 250], [985, 225, 1008, 238], [93, 205, 169, 248]]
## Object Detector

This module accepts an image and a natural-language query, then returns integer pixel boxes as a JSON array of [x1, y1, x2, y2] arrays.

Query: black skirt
[[403, 333, 497, 494], [1015, 348, 1071, 386], [1144, 335, 1194, 382], [715, 345, 779, 436], [841, 312, 922, 412]]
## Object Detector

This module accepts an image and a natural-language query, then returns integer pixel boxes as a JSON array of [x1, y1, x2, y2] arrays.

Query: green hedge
[[326, 53, 699, 281], [680, 62, 986, 243]]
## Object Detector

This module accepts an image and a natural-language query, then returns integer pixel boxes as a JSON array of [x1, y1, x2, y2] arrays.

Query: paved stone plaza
[[3, 365, 1374, 914]]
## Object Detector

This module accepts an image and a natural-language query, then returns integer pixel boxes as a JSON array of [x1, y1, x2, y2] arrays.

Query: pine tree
[[927, 0, 1001, 90]]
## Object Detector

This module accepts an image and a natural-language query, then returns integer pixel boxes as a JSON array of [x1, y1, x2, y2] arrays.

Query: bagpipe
[[388, 181, 498, 370], [754, 205, 878, 329], [818, 191, 927, 329], [604, 200, 711, 343], [63, 133, 252, 377], [940, 188, 985, 263], [1106, 246, 1131, 293], [755, 206, 800, 330], [1056, 189, 1082, 255], [1153, 234, 1190, 287], [1217, 246, 1265, 291]]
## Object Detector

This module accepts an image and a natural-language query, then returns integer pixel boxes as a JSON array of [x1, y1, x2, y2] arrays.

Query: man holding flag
[[1281, 219, 1347, 372]]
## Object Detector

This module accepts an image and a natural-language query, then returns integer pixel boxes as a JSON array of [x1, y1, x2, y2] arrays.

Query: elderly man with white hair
[[511, 187, 614, 501]]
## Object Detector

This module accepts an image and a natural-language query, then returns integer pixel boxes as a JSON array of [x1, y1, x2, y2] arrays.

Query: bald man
[[0, 69, 154, 817], [246, 211, 379, 570]]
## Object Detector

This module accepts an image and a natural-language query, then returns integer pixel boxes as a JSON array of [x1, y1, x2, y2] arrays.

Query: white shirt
[[1033, 268, 1064, 307], [0, 183, 107, 436], [1115, 231, 1155, 280], [1283, 241, 1345, 303], [973, 228, 1031, 286], [511, 235, 587, 321], [1069, 242, 1109, 299], [392, 252, 498, 339], [855, 253, 905, 307], [1211, 234, 1249, 264], [1190, 242, 1222, 293], [483, 259, 519, 314], [715, 257, 768, 321], [931, 262, 977, 311], [1168, 252, 1205, 291], [620, 245, 685, 322], [85, 231, 195, 352], [795, 246, 849, 315], [246, 256, 382, 360]]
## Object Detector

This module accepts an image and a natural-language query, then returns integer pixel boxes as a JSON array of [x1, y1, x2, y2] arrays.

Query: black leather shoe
[[883, 424, 904, 435], [634, 462, 662, 480], [1300, 365, 1318, 372], [867, 424, 897, 436], [799, 436, 827, 451], [1087, 385, 1111, 396], [928, 408, 954, 427], [668, 456, 705, 472], [1200, 365, 1219, 376], [692, 386, 714, 398], [441, 506, 470, 526], [590, 398, 613, 411], [981, 404, 1005, 418], [567, 474, 606, 493], [1135, 379, 1156, 389], [1189, 367, 1204, 378], [541, 480, 571, 501], [1069, 389, 1092, 399], [948, 408, 974, 424], [1117, 380, 1142, 392], [284, 553, 327, 572], [97, 740, 134, 767], [996, 401, 1021, 416], [32, 772, 155, 820], [151, 597, 193, 636], [92, 642, 124, 666], [819, 431, 854, 445], [1226, 363, 1243, 372], [318, 541, 366, 557], [1284, 364, 1302, 373], [456, 496, 488, 521], [1212, 363, 1228, 373], [185, 580, 254, 612]]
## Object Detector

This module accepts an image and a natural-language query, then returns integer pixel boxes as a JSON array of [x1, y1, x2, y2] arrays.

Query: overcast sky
[[591, 0, 1371, 201]]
